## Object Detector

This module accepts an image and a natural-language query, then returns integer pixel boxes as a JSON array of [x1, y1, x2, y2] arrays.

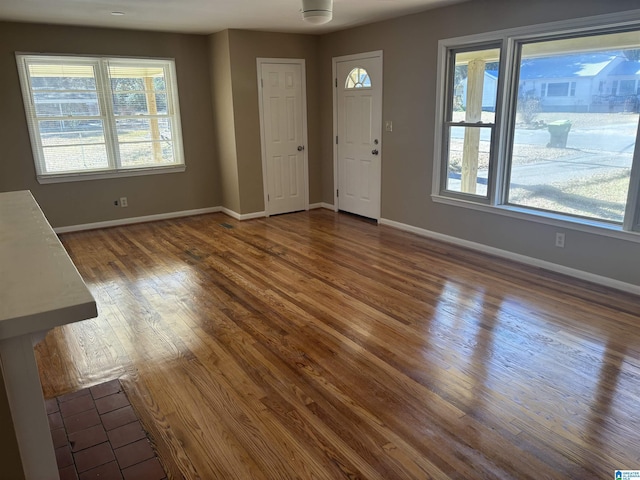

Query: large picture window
[[434, 16, 640, 235], [17, 55, 185, 183]]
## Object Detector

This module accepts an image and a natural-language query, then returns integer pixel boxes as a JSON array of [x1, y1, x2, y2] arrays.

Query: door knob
[[297, 145, 305, 151], [372, 149, 379, 155]]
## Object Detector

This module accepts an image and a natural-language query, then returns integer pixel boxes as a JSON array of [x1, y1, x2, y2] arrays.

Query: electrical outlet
[[385, 120, 393, 132], [555, 232, 565, 248], [120, 197, 128, 208]]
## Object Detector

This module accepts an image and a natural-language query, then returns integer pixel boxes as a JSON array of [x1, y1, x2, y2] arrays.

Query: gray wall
[[209, 30, 241, 214], [227, 29, 322, 213], [0, 21, 219, 227], [318, 0, 640, 286]]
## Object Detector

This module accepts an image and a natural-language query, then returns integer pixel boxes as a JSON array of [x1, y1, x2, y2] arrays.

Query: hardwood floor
[[36, 209, 640, 479]]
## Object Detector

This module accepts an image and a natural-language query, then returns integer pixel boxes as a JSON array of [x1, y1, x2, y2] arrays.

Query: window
[[441, 45, 501, 198], [434, 16, 640, 236], [547, 82, 570, 96], [17, 55, 184, 183], [345, 67, 371, 89]]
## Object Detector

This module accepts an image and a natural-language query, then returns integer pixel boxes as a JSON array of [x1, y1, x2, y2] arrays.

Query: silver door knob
[[297, 145, 305, 151], [372, 149, 379, 155]]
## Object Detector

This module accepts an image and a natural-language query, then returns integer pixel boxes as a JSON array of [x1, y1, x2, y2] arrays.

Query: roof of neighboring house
[[609, 60, 640, 76], [519, 52, 620, 80]]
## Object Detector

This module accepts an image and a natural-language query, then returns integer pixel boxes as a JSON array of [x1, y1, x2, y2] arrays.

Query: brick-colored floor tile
[[122, 457, 165, 480], [49, 411, 64, 430], [51, 427, 68, 448], [58, 388, 91, 403], [101, 406, 138, 431], [107, 421, 146, 450], [55, 444, 74, 469], [90, 380, 122, 400], [53, 380, 162, 480], [69, 424, 108, 452], [59, 464, 79, 480], [114, 439, 155, 470], [74, 442, 116, 473], [60, 394, 96, 418], [64, 408, 101, 434], [78, 461, 123, 480], [95, 392, 130, 415], [46, 397, 60, 414]]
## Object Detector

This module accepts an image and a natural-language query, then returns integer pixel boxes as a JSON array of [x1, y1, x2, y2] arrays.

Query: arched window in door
[[345, 67, 371, 89]]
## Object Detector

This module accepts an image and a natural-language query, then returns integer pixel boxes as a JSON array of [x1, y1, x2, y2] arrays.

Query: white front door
[[258, 60, 308, 216], [335, 52, 383, 220]]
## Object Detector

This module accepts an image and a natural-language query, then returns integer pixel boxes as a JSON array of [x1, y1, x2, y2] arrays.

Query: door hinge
[[335, 78, 337, 88], [260, 78, 263, 88], [267, 194, 270, 201], [336, 189, 339, 198], [336, 135, 338, 145]]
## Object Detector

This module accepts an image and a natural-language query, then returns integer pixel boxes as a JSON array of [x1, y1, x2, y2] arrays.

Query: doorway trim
[[257, 57, 309, 217], [332, 50, 383, 218]]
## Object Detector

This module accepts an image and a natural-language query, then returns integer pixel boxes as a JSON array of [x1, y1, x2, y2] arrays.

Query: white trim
[[309, 202, 334, 210], [220, 208, 266, 221], [332, 50, 383, 219], [37, 165, 186, 184], [257, 58, 309, 217], [379, 217, 640, 296], [54, 207, 221, 233]]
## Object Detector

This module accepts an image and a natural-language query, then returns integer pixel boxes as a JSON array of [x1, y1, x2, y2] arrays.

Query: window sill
[[37, 165, 186, 184], [431, 194, 640, 244]]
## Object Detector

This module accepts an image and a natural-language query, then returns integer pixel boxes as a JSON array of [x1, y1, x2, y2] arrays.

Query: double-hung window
[[17, 55, 185, 183], [434, 13, 640, 235]]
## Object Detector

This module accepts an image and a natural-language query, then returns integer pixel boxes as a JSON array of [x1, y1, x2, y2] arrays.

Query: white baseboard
[[54, 207, 222, 234], [220, 208, 266, 220], [309, 202, 334, 210], [379, 217, 640, 296]]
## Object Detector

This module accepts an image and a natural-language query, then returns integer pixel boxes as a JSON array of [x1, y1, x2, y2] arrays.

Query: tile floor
[[46, 379, 167, 480]]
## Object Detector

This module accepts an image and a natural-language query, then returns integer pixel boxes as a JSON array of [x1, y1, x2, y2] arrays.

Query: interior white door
[[260, 62, 307, 216], [336, 54, 382, 220]]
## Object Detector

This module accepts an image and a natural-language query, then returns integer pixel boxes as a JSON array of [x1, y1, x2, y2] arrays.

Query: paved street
[[449, 120, 637, 191]]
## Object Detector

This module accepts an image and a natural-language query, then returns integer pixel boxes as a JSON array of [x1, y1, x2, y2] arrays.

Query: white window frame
[[16, 54, 185, 184], [432, 9, 640, 243]]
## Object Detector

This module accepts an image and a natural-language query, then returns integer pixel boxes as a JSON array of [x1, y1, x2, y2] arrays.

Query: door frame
[[257, 58, 309, 217], [332, 50, 383, 218]]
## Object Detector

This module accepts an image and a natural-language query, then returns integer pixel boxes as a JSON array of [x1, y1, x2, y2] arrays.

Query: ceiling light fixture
[[111, 11, 125, 16], [301, 0, 332, 25]]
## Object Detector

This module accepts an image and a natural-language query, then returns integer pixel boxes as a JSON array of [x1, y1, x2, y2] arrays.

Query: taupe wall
[[0, 21, 219, 227], [209, 30, 241, 213], [319, 0, 640, 286], [226, 30, 322, 214]]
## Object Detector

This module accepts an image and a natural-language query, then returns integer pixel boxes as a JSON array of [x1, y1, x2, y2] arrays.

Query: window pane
[[42, 145, 109, 173], [33, 92, 100, 117], [508, 34, 640, 223], [119, 142, 175, 168], [116, 118, 174, 166], [345, 67, 371, 89], [444, 47, 500, 196], [446, 126, 491, 196], [39, 120, 105, 146], [109, 64, 168, 116]]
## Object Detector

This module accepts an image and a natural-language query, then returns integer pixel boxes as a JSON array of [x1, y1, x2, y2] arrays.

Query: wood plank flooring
[[36, 210, 640, 479]]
